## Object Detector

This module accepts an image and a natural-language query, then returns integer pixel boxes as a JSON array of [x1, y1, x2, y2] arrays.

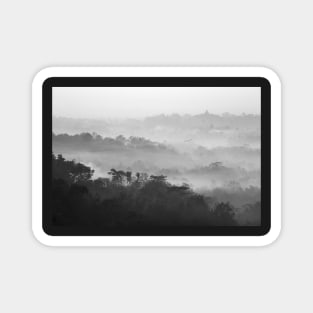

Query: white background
[[0, 0, 310, 312]]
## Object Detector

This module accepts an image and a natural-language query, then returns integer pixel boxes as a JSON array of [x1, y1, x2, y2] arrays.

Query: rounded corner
[[32, 67, 58, 90], [42, 77, 55, 89], [256, 66, 282, 89], [258, 224, 281, 247], [32, 224, 55, 247]]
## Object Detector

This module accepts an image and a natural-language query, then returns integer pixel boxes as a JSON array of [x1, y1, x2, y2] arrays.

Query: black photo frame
[[42, 77, 271, 237]]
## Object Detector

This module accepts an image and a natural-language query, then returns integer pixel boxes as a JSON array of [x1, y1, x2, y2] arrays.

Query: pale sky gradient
[[53, 87, 260, 119]]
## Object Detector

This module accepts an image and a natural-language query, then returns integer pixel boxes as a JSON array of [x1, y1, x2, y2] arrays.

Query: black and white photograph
[[51, 85, 262, 230], [5, 0, 313, 309]]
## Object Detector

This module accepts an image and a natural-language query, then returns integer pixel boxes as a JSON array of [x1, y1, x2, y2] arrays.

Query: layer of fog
[[53, 112, 260, 149], [53, 113, 261, 225], [53, 132, 260, 188]]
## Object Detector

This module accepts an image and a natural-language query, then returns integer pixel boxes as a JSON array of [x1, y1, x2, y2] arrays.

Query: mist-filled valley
[[52, 112, 261, 226], [53, 112, 260, 149]]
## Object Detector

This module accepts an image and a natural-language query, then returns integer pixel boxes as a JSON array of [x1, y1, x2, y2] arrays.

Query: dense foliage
[[52, 153, 238, 227]]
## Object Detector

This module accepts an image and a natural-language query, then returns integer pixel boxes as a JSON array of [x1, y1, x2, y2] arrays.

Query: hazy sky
[[53, 87, 260, 119]]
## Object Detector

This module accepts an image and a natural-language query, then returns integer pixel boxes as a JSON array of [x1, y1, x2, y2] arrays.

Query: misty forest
[[52, 111, 261, 227]]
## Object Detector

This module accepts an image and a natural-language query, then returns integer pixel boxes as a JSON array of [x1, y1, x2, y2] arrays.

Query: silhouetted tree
[[126, 171, 132, 184], [52, 153, 94, 184], [52, 154, 239, 228], [150, 175, 167, 183], [212, 202, 236, 226]]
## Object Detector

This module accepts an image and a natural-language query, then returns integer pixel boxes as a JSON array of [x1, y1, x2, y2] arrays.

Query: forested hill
[[53, 133, 177, 154], [53, 112, 260, 134], [52, 153, 240, 227]]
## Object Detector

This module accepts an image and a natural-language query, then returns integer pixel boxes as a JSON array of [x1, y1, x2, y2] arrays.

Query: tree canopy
[[52, 153, 238, 228]]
